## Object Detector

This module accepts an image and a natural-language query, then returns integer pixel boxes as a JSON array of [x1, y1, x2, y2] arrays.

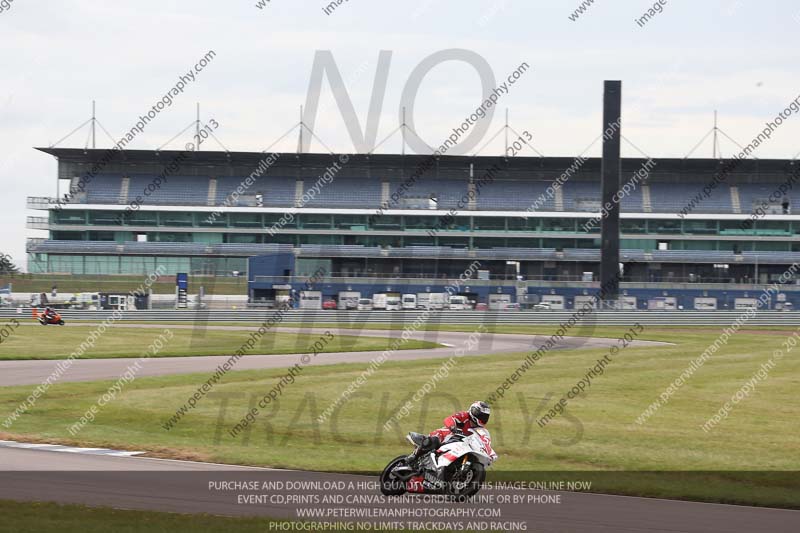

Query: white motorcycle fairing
[[434, 427, 497, 470]]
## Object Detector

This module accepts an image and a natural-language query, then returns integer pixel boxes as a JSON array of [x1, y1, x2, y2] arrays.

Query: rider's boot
[[405, 436, 440, 467]]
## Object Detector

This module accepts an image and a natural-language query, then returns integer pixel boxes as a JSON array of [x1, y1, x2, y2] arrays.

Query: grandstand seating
[[301, 178, 382, 208], [127, 175, 208, 205], [84, 175, 123, 204], [736, 184, 798, 214], [65, 173, 800, 216], [647, 183, 732, 213], [476, 180, 555, 211], [215, 176, 295, 207]]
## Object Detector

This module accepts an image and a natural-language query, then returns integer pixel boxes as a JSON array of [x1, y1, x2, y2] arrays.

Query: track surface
[[0, 324, 670, 386], [0, 446, 797, 533]]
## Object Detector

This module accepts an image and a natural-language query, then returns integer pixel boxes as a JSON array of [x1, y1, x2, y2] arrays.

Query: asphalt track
[[3, 325, 797, 532], [0, 324, 671, 386], [0, 446, 797, 532]]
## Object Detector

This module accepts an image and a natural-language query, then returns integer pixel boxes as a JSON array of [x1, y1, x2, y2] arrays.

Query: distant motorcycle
[[33, 308, 65, 326], [380, 427, 497, 497]]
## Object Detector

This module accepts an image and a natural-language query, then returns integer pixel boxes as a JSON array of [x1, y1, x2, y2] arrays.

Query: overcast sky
[[1, 0, 799, 269]]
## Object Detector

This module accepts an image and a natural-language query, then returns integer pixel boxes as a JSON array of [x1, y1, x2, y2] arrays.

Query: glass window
[[679, 240, 716, 250], [472, 237, 504, 248], [333, 215, 367, 229], [621, 219, 647, 234], [754, 240, 789, 252], [53, 210, 86, 225], [298, 214, 332, 229], [120, 256, 156, 275], [720, 220, 751, 236], [542, 238, 577, 250], [403, 235, 436, 246], [230, 213, 262, 228], [650, 220, 681, 234], [88, 211, 120, 225], [87, 231, 115, 241], [126, 211, 158, 226], [265, 233, 296, 245], [404, 216, 438, 230], [84, 256, 119, 275], [472, 217, 505, 231], [227, 234, 260, 244], [198, 212, 228, 227], [541, 218, 576, 232], [298, 234, 338, 245], [438, 236, 470, 248], [754, 220, 791, 236], [51, 231, 84, 240], [682, 220, 717, 235], [371, 215, 401, 230], [264, 213, 297, 229], [155, 232, 192, 243], [507, 217, 538, 231], [160, 212, 194, 227]]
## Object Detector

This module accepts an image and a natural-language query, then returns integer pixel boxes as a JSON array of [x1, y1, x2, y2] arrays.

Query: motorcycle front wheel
[[379, 455, 409, 496], [446, 461, 485, 497]]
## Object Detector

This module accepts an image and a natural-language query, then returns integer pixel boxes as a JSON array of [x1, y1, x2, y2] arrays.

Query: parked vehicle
[[532, 302, 551, 310], [401, 294, 417, 310], [488, 294, 512, 310], [299, 291, 322, 309], [500, 302, 520, 311], [322, 299, 337, 310], [539, 295, 565, 310], [416, 293, 432, 310], [447, 295, 469, 310], [338, 291, 361, 310], [474, 303, 488, 311], [357, 298, 373, 311], [372, 293, 388, 310], [415, 292, 445, 310], [386, 295, 402, 311]]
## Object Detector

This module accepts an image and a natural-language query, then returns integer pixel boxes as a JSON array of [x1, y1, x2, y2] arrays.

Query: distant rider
[[43, 307, 56, 322], [407, 401, 491, 464]]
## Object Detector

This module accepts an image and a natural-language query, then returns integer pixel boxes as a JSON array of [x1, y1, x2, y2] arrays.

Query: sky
[[1, 0, 799, 269]]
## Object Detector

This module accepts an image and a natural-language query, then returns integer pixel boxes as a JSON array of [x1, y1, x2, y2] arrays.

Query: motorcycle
[[33, 308, 65, 326], [380, 427, 497, 497]]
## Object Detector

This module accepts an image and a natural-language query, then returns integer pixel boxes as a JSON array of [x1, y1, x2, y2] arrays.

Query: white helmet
[[468, 401, 491, 427]]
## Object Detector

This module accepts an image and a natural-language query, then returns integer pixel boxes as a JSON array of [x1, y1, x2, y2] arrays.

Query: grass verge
[[1, 327, 798, 507], [0, 327, 439, 360]]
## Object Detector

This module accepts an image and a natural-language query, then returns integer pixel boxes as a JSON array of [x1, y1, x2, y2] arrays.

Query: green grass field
[[1, 325, 798, 507], [0, 326, 439, 359]]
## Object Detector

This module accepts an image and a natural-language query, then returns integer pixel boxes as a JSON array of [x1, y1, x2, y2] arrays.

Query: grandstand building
[[26, 148, 800, 308]]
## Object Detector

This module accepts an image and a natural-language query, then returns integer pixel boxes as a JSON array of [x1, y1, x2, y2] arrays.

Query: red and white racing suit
[[429, 411, 478, 445]]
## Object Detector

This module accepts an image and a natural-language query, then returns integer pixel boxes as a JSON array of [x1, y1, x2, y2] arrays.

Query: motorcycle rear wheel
[[379, 455, 409, 496]]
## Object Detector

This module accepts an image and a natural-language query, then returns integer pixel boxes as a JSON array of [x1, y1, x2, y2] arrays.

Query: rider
[[407, 401, 491, 465], [43, 306, 57, 321]]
